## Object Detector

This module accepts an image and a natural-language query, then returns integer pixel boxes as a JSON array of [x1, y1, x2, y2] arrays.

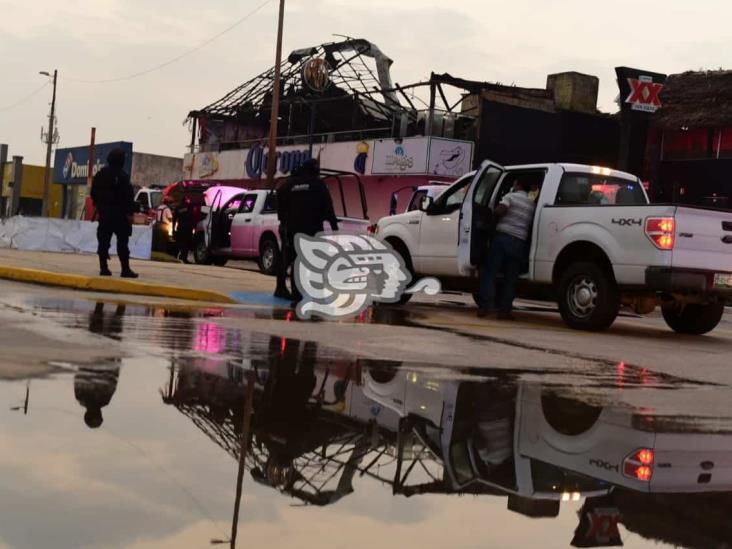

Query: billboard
[[615, 67, 667, 114], [372, 137, 474, 176], [53, 141, 133, 185]]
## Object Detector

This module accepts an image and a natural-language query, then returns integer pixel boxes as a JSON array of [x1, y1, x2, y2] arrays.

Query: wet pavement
[[1, 288, 732, 547]]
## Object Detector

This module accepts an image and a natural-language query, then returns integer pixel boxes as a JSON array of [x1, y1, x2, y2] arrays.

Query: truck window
[[408, 190, 427, 212], [135, 193, 150, 210], [239, 194, 258, 213], [432, 177, 471, 211], [262, 192, 277, 214], [493, 170, 547, 206], [150, 192, 163, 209], [556, 174, 647, 206]]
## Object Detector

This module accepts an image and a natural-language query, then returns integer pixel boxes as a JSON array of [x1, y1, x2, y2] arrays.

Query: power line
[[0, 82, 49, 113], [63, 0, 275, 84]]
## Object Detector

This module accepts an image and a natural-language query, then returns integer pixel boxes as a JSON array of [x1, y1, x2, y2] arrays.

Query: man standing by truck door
[[477, 178, 535, 320], [275, 160, 339, 302], [91, 148, 138, 278]]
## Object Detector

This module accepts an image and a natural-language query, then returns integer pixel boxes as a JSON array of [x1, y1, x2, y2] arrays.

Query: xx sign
[[625, 76, 664, 113]]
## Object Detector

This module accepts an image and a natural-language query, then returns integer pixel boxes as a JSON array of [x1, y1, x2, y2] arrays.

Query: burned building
[[644, 70, 732, 207]]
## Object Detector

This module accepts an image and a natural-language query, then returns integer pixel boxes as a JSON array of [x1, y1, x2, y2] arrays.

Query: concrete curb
[[0, 264, 238, 304]]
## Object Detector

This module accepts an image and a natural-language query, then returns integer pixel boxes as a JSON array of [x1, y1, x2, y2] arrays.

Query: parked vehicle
[[194, 170, 371, 274], [388, 182, 451, 215], [376, 160, 732, 333]]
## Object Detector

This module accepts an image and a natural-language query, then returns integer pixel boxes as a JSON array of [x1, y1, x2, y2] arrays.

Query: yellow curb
[[0, 265, 238, 304]]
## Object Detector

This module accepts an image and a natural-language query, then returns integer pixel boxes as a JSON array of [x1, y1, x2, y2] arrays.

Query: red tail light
[[367, 223, 379, 235], [623, 448, 654, 482], [645, 217, 675, 250]]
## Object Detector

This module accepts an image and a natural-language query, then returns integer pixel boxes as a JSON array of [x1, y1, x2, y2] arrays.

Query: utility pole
[[0, 144, 7, 218], [41, 69, 58, 217], [266, 0, 286, 184]]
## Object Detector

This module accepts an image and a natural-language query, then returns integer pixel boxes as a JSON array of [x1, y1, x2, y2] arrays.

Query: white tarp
[[0, 216, 152, 259]]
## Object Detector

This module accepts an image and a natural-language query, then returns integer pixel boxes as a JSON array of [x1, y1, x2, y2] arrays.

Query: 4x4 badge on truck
[[611, 218, 642, 227]]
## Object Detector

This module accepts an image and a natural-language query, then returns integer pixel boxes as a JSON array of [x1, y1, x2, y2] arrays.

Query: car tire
[[661, 301, 724, 335], [212, 257, 228, 267], [193, 233, 212, 265], [557, 261, 619, 331], [258, 236, 280, 276]]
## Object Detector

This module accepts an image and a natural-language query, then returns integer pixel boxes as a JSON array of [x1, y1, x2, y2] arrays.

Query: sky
[[0, 0, 730, 166]]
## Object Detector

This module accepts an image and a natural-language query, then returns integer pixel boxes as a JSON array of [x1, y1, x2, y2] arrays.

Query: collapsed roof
[[189, 38, 414, 136], [655, 70, 732, 129]]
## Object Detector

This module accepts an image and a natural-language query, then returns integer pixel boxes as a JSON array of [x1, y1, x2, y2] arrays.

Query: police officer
[[275, 159, 338, 301], [172, 198, 194, 263], [91, 148, 138, 278]]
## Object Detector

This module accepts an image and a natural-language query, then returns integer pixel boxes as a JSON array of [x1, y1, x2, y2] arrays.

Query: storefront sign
[[183, 137, 475, 180], [53, 142, 133, 185], [371, 138, 430, 175], [372, 137, 474, 176], [428, 137, 474, 177], [615, 67, 667, 114]]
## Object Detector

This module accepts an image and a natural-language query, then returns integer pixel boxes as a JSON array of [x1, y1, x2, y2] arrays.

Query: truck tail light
[[368, 223, 379, 235], [623, 448, 654, 482], [645, 217, 675, 250]]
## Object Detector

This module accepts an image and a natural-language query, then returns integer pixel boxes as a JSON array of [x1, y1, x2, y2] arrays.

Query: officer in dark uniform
[[91, 148, 138, 278], [275, 159, 338, 301], [172, 198, 194, 263]]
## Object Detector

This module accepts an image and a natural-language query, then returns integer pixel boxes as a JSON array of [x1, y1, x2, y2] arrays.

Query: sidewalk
[[0, 249, 278, 304]]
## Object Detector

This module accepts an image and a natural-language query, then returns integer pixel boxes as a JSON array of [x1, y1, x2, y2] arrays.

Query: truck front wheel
[[258, 236, 280, 276], [558, 261, 619, 331], [661, 301, 724, 335]]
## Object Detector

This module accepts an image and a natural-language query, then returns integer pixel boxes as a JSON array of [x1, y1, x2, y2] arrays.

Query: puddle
[[0, 297, 731, 547]]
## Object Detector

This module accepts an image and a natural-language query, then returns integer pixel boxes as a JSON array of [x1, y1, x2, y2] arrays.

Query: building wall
[[1, 163, 63, 217], [131, 152, 183, 188]]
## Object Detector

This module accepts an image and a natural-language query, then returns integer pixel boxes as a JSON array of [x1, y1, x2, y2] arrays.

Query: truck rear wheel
[[193, 233, 212, 265], [558, 261, 619, 331], [258, 236, 280, 276], [661, 301, 724, 335]]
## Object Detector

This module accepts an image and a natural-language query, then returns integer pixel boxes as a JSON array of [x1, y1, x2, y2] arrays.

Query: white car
[[376, 160, 732, 333]]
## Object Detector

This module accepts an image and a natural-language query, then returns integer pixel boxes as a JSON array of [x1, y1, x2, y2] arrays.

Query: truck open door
[[457, 160, 505, 275]]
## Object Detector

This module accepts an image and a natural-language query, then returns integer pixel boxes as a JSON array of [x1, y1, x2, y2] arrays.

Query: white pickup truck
[[377, 160, 732, 333]]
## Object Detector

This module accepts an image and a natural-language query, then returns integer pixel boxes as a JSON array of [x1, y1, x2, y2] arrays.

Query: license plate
[[714, 273, 732, 289]]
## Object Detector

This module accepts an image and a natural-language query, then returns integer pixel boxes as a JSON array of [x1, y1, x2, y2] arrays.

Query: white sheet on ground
[[0, 216, 152, 260]]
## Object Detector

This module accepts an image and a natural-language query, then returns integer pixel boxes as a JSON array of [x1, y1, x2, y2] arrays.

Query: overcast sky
[[0, 0, 729, 165]]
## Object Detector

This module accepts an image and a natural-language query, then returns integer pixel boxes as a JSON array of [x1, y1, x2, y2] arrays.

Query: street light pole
[[41, 69, 58, 217], [266, 0, 285, 185]]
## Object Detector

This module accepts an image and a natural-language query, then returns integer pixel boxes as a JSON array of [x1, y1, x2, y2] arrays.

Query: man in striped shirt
[[477, 178, 536, 320]]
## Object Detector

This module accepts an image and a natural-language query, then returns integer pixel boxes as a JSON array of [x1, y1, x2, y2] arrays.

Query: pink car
[[195, 171, 370, 275]]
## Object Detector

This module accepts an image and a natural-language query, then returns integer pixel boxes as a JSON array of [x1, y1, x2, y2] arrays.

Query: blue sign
[[53, 141, 133, 185], [245, 145, 311, 180]]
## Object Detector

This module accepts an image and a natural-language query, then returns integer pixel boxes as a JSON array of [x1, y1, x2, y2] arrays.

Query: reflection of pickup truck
[[520, 384, 732, 494], [362, 367, 611, 512], [195, 171, 371, 274], [377, 160, 732, 333]]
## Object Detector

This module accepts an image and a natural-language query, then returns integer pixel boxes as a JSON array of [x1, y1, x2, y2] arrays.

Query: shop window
[[663, 128, 710, 160]]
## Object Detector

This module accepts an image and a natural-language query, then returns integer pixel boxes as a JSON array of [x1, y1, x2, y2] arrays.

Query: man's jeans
[[478, 232, 527, 314]]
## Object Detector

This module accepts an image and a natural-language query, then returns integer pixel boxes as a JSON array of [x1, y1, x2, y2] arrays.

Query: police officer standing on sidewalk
[[91, 148, 138, 278], [274, 159, 339, 302]]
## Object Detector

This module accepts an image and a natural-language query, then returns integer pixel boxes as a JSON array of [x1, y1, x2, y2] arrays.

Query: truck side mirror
[[419, 195, 434, 212]]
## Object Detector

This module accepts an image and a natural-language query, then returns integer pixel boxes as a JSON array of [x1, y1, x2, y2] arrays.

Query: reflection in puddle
[[0, 297, 731, 547]]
